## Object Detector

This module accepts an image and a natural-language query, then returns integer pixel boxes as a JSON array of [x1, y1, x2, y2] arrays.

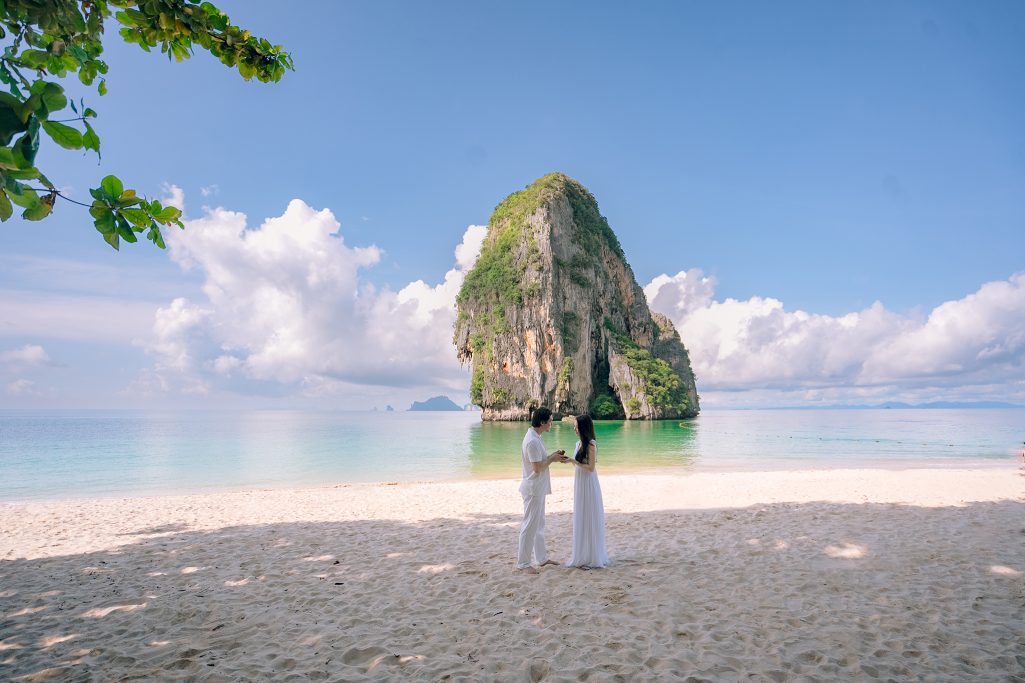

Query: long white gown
[[566, 439, 609, 568]]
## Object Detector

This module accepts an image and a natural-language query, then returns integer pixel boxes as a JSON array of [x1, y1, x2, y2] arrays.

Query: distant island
[[408, 396, 463, 411]]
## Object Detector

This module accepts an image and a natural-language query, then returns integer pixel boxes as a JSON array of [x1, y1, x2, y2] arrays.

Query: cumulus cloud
[[141, 193, 486, 399], [161, 183, 185, 211], [645, 269, 1025, 404], [0, 344, 50, 371]]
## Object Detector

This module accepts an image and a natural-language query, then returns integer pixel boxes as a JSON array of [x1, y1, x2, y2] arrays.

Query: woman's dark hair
[[530, 406, 553, 428], [574, 414, 596, 463]]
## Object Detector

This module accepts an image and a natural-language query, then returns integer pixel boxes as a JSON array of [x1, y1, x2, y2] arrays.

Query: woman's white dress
[[567, 439, 609, 568]]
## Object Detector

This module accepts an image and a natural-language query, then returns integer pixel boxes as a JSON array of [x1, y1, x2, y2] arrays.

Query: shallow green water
[[1, 409, 1020, 501]]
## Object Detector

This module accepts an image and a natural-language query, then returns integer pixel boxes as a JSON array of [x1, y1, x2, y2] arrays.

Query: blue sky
[[1, 1, 1023, 409]]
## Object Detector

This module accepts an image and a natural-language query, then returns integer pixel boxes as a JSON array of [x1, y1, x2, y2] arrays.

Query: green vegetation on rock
[[615, 335, 689, 412], [590, 393, 621, 419], [556, 357, 573, 394]]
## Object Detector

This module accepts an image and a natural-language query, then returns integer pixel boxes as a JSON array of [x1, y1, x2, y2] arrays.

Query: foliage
[[560, 311, 579, 352], [457, 172, 623, 310], [457, 219, 524, 308], [625, 397, 641, 415], [0, 0, 292, 249], [556, 357, 572, 394], [568, 268, 589, 288], [590, 392, 621, 419], [562, 176, 624, 261], [470, 363, 484, 405], [616, 334, 688, 411]]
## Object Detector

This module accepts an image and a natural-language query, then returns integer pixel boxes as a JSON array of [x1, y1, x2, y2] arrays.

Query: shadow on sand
[[2, 500, 1024, 681]]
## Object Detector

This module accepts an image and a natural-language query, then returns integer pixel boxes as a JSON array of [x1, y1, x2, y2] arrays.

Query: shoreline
[[2, 467, 1023, 680], [2, 456, 1017, 506]]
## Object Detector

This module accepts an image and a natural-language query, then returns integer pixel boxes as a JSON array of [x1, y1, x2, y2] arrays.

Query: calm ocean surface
[[1, 409, 1021, 502]]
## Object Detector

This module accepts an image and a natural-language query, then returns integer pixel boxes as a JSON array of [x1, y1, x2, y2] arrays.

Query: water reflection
[[466, 418, 699, 478]]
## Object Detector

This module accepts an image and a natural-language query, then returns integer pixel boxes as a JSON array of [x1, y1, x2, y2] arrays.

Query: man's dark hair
[[531, 406, 553, 428]]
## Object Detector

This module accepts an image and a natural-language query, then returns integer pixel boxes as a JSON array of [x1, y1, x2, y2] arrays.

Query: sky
[[1, 1, 1023, 410]]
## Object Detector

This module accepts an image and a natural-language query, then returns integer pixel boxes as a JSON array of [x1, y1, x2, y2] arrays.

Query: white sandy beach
[[2, 468, 1024, 681]]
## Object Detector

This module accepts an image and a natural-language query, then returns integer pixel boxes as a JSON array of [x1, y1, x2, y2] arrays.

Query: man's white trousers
[[516, 491, 547, 568]]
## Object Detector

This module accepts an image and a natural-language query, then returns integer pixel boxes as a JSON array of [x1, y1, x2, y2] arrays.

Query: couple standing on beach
[[516, 406, 609, 573]]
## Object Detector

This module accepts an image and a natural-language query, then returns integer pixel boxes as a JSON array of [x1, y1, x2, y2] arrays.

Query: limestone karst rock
[[454, 173, 699, 421]]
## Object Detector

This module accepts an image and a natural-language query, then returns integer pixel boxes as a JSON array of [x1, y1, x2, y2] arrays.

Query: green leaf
[[39, 83, 67, 113], [102, 231, 120, 250], [89, 201, 110, 220], [155, 205, 182, 223], [0, 98, 27, 146], [100, 175, 123, 198], [19, 50, 51, 68], [6, 182, 39, 209], [13, 118, 39, 168], [79, 61, 97, 85], [0, 147, 17, 170], [116, 218, 138, 242], [92, 207, 115, 234], [98, 79, 107, 96], [42, 120, 84, 149], [5, 167, 41, 180], [147, 226, 166, 249], [22, 199, 52, 221], [82, 121, 100, 155], [0, 188, 12, 221], [68, 44, 89, 64], [121, 208, 149, 228], [238, 61, 256, 80], [83, 107, 97, 118]]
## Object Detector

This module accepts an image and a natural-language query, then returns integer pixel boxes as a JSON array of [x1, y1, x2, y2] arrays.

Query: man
[[516, 406, 567, 573]]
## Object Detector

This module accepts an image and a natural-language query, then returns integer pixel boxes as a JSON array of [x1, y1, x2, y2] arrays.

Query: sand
[[2, 467, 1024, 681]]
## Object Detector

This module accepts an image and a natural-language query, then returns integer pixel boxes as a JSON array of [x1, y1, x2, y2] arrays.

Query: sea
[[0, 409, 1021, 502]]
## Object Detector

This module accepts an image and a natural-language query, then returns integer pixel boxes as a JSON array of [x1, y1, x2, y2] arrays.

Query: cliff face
[[454, 173, 699, 421]]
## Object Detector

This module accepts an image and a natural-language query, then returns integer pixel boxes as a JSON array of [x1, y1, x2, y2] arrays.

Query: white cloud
[[7, 378, 37, 396], [0, 344, 50, 371], [200, 184, 220, 198], [140, 193, 486, 398], [161, 183, 185, 211], [645, 269, 1025, 405]]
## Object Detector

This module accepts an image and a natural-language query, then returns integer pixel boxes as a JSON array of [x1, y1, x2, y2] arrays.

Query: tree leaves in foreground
[[0, 1, 293, 250]]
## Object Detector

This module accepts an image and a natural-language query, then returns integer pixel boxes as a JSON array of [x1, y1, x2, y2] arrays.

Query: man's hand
[[551, 449, 569, 463]]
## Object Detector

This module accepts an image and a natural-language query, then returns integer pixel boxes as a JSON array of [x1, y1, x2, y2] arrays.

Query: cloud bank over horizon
[[139, 192, 1025, 407], [4, 190, 1021, 408], [645, 269, 1025, 406]]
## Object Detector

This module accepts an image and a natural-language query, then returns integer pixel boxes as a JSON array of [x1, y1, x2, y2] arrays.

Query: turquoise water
[[0, 409, 1021, 502]]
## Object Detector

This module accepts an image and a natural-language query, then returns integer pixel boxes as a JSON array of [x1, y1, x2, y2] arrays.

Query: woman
[[566, 414, 609, 569]]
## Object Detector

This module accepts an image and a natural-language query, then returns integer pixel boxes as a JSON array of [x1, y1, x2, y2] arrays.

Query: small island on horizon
[[408, 396, 464, 411]]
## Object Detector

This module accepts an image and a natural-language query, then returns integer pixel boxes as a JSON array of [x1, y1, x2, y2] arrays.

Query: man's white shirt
[[519, 428, 551, 497]]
